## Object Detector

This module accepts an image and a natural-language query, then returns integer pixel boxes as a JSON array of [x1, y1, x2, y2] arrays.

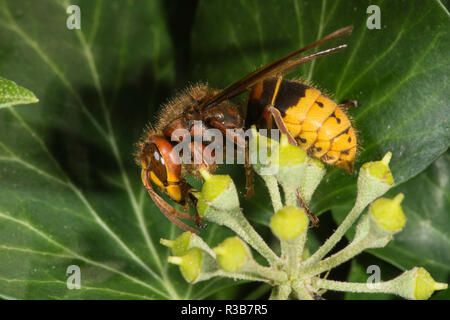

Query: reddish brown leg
[[209, 119, 246, 147], [244, 140, 254, 198], [143, 170, 199, 234], [296, 189, 319, 227], [212, 120, 254, 198], [339, 100, 358, 110], [267, 106, 297, 146], [187, 192, 207, 229], [263, 106, 273, 131]]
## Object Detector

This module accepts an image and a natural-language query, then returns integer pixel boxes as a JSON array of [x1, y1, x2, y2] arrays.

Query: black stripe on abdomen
[[274, 79, 309, 117]]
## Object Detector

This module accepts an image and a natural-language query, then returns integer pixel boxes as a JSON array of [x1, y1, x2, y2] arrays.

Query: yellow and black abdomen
[[247, 78, 357, 172]]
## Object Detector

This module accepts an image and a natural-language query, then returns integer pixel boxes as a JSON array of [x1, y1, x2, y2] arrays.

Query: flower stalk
[[311, 267, 447, 300], [281, 235, 306, 277], [269, 283, 292, 300], [262, 174, 283, 212]]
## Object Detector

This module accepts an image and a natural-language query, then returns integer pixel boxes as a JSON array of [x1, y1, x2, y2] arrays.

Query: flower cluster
[[162, 128, 447, 300]]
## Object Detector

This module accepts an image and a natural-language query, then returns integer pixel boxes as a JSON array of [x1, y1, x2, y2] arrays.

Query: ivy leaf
[[0, 77, 38, 109]]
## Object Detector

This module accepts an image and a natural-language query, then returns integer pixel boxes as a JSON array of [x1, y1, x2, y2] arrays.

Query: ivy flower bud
[[413, 268, 448, 300], [270, 134, 308, 188], [168, 247, 218, 283], [160, 232, 191, 256], [213, 237, 250, 272], [353, 194, 405, 249], [271, 134, 307, 166], [366, 152, 394, 185], [369, 193, 406, 233], [168, 248, 204, 283], [197, 169, 239, 217], [352, 214, 391, 250], [356, 152, 395, 209], [270, 206, 309, 240], [160, 231, 216, 257], [248, 125, 284, 177], [298, 158, 326, 204], [393, 267, 448, 300]]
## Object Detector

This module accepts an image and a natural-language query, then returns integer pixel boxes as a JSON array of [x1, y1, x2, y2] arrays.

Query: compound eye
[[148, 143, 168, 184]]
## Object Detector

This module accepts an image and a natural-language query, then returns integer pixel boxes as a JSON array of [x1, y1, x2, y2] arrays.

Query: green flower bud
[[271, 134, 307, 166], [369, 193, 406, 233], [298, 158, 326, 204], [160, 231, 216, 257], [160, 232, 191, 256], [197, 169, 239, 217], [214, 237, 250, 272], [364, 152, 394, 185], [353, 212, 393, 249], [392, 267, 448, 300], [168, 248, 204, 283], [270, 135, 308, 189], [199, 170, 231, 202], [413, 268, 448, 300], [310, 157, 325, 169], [354, 194, 405, 249], [248, 126, 278, 176], [270, 206, 309, 240], [356, 152, 395, 210]]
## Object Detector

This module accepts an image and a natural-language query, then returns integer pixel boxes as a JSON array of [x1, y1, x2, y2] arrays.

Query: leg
[[266, 76, 298, 145], [339, 100, 358, 110], [216, 125, 253, 198], [143, 169, 200, 234], [296, 189, 319, 227], [188, 123, 211, 165], [244, 140, 254, 198], [268, 106, 298, 146], [188, 192, 207, 229]]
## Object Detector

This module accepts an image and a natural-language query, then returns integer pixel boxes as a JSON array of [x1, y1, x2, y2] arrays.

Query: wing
[[199, 26, 353, 112]]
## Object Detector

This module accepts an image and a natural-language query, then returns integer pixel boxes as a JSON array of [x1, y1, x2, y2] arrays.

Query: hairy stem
[[197, 270, 269, 283], [301, 197, 368, 268], [301, 236, 371, 279], [283, 184, 297, 207], [292, 281, 314, 300], [310, 277, 397, 294], [207, 207, 281, 266], [269, 284, 292, 300], [281, 233, 306, 278], [263, 175, 283, 212], [243, 260, 288, 283]]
